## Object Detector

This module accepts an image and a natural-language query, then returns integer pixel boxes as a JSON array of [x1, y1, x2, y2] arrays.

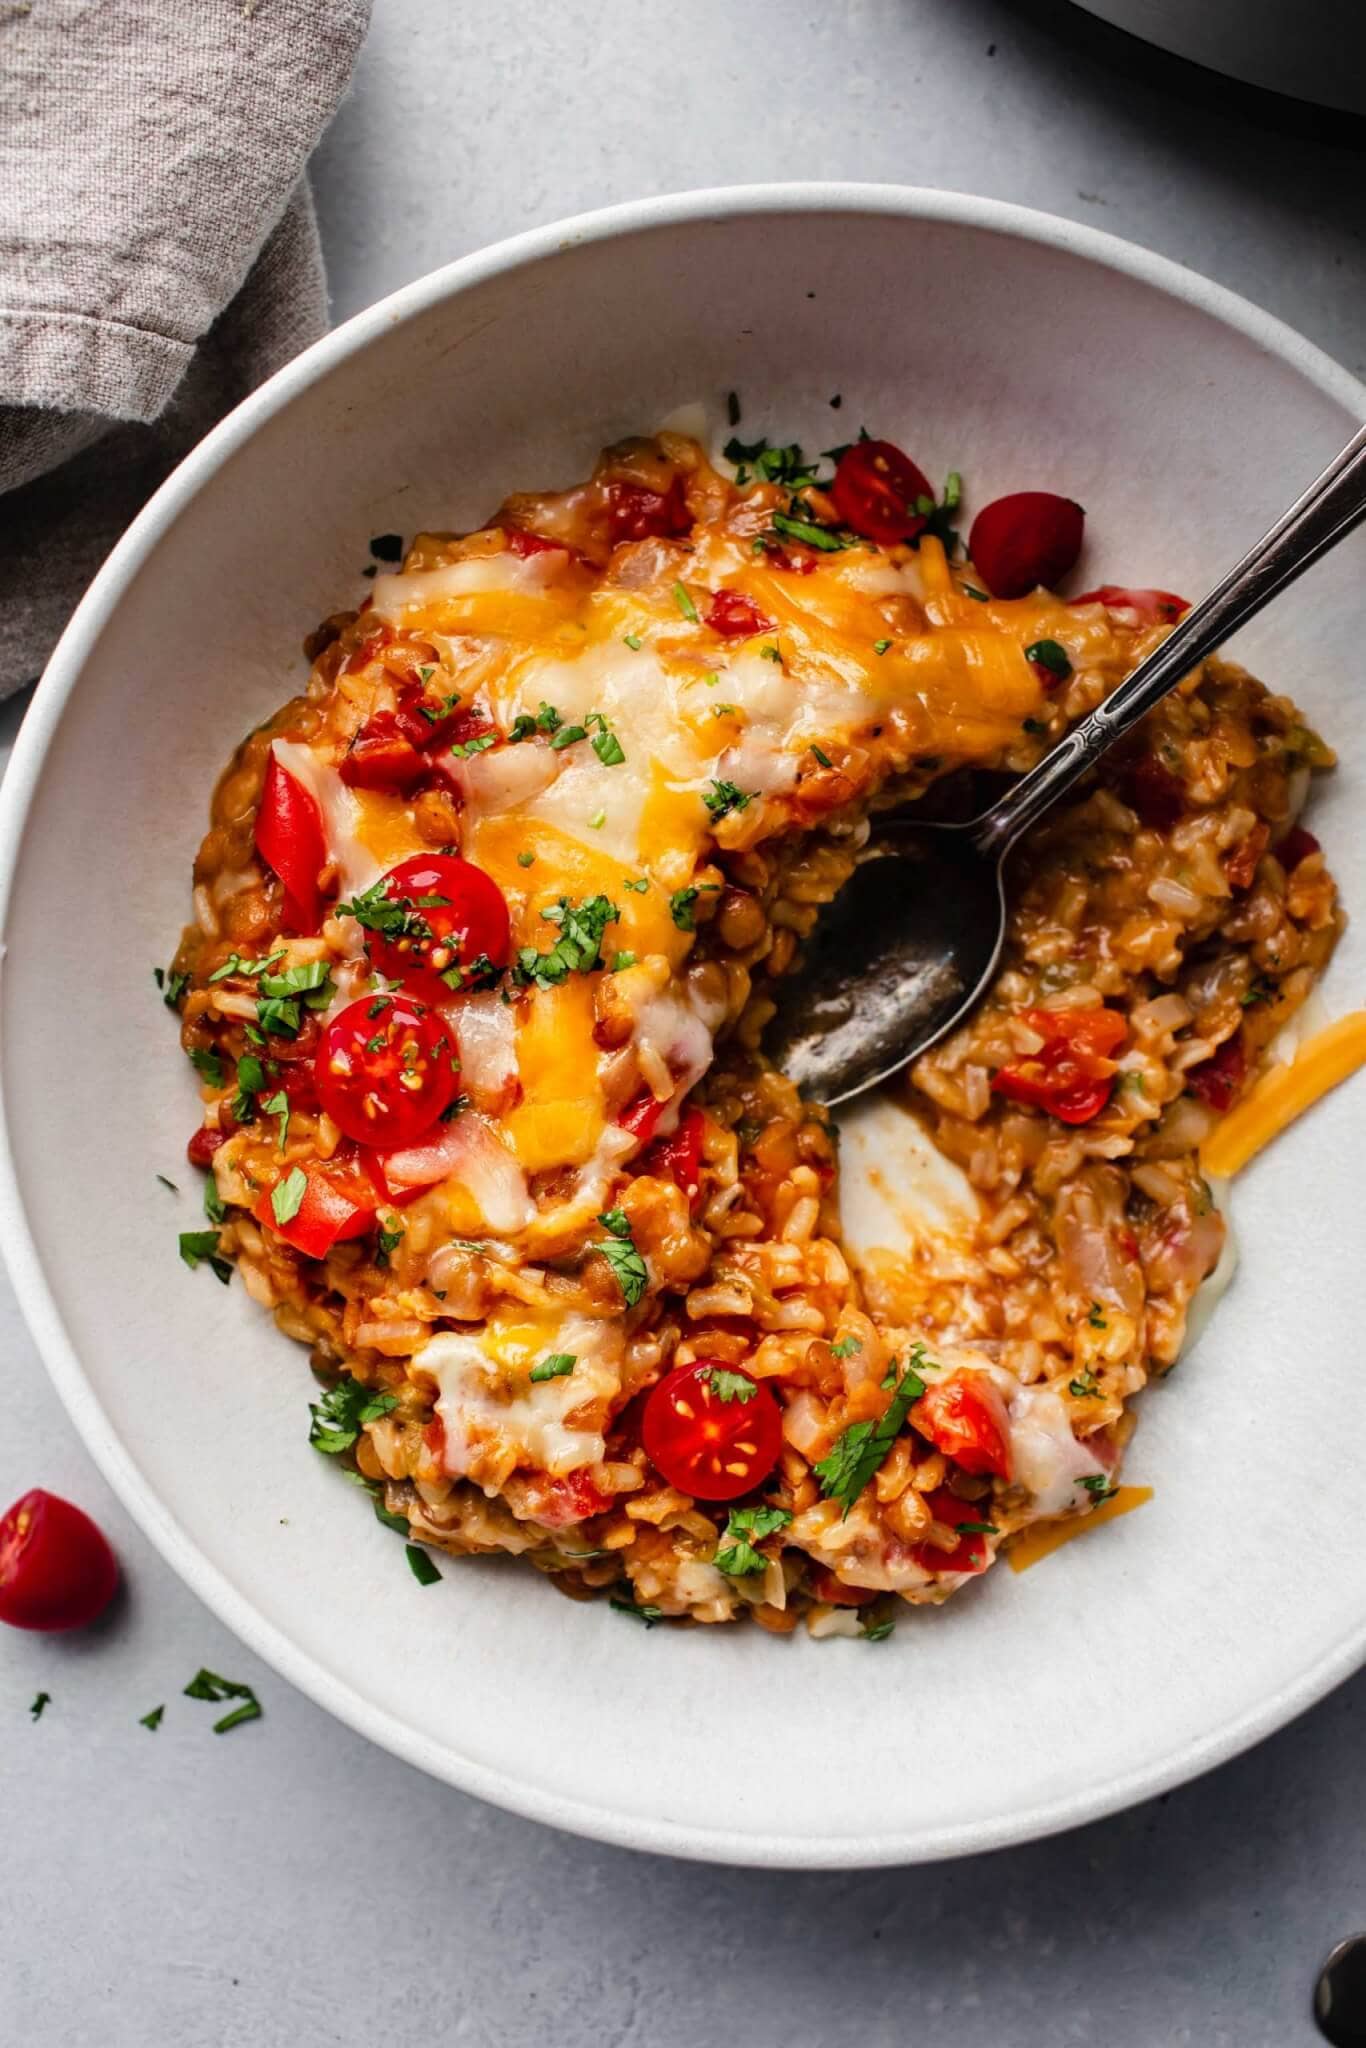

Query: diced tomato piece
[[705, 589, 773, 638], [338, 711, 427, 793], [605, 478, 692, 545], [1224, 820, 1269, 892], [908, 1490, 996, 1576], [443, 709, 499, 750], [1277, 823, 1320, 870], [831, 439, 933, 546], [617, 1092, 665, 1147], [0, 1490, 120, 1633], [1070, 585, 1188, 624], [808, 1568, 878, 1607], [186, 1125, 226, 1169], [641, 1106, 705, 1214], [911, 1373, 1012, 1479], [991, 1006, 1127, 1124], [253, 1152, 380, 1259], [968, 492, 1085, 599], [1123, 753, 1185, 831], [1186, 1031, 1248, 1113], [504, 525, 575, 558], [423, 1415, 446, 1458], [520, 1471, 613, 1528], [254, 753, 328, 931]]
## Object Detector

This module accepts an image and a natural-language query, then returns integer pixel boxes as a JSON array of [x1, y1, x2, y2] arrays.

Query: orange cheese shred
[[1006, 1485, 1153, 1572], [1200, 1010, 1366, 1180]]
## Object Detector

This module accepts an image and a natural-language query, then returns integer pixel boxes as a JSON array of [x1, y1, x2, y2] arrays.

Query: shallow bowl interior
[[3, 187, 1364, 1867]]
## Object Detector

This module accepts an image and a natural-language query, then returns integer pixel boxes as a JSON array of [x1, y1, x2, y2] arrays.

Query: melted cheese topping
[[1007, 1487, 1154, 1572], [1200, 1011, 1366, 1179], [427, 1310, 624, 1487]]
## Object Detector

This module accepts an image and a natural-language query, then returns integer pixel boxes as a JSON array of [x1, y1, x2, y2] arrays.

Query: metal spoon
[[763, 421, 1366, 1106]]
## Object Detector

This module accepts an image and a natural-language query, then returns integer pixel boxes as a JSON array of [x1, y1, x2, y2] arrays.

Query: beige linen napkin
[[0, 0, 371, 693]]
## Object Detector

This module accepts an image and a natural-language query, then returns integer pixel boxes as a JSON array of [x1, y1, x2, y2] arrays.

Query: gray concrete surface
[[2, 3, 1363, 2042]]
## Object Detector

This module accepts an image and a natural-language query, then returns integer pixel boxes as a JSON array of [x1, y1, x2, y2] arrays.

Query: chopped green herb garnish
[[623, 632, 643, 651], [405, 1544, 441, 1586], [549, 722, 588, 751], [873, 638, 892, 655], [156, 1173, 179, 1194], [759, 643, 782, 664], [139, 1705, 164, 1731], [1080, 1474, 1118, 1502], [588, 806, 606, 829], [270, 1168, 307, 1226], [611, 950, 637, 971], [530, 1353, 577, 1383], [157, 967, 190, 1008], [770, 509, 850, 553], [203, 1176, 226, 1226], [254, 960, 334, 1040], [809, 744, 833, 769], [1022, 717, 1048, 736], [702, 779, 753, 823], [261, 1089, 290, 1151], [962, 584, 990, 601], [207, 949, 285, 984], [623, 876, 649, 893], [449, 732, 496, 759], [375, 1222, 404, 1267], [1024, 637, 1072, 681], [183, 1668, 262, 1734], [863, 1619, 896, 1642], [1069, 1371, 1101, 1398], [593, 1209, 648, 1308], [188, 1047, 224, 1088], [673, 581, 699, 623], [1087, 1302, 1108, 1329], [514, 894, 619, 987], [669, 886, 700, 932], [610, 1595, 663, 1626], [517, 849, 537, 868], [179, 1230, 232, 1284], [715, 1504, 791, 1576], [703, 1368, 756, 1403], [308, 1374, 399, 1455], [830, 1336, 862, 1359], [814, 1345, 929, 1517]]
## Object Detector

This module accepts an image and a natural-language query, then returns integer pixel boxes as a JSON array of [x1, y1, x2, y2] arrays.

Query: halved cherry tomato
[[705, 589, 773, 638], [1186, 1031, 1248, 1113], [186, 1125, 226, 1169], [908, 1489, 995, 1577], [1070, 585, 1188, 624], [991, 1006, 1127, 1124], [968, 492, 1085, 599], [641, 1361, 783, 1502], [641, 1106, 705, 1214], [255, 753, 328, 931], [314, 992, 460, 1148], [911, 1373, 1012, 1479], [0, 1489, 119, 1632], [360, 854, 511, 996], [253, 1150, 380, 1258], [617, 1091, 665, 1147], [808, 1567, 878, 1607], [605, 478, 692, 545], [831, 438, 934, 546], [1278, 823, 1320, 870]]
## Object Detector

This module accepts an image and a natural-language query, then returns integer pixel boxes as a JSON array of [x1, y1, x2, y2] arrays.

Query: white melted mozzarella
[[370, 549, 565, 620], [1007, 1385, 1106, 1518], [450, 992, 520, 1114], [427, 1313, 623, 1485]]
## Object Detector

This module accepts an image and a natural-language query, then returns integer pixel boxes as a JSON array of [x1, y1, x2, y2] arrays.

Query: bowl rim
[[2, 181, 1364, 1869]]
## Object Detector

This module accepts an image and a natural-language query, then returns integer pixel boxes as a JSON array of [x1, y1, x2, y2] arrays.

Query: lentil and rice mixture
[[167, 424, 1341, 1636]]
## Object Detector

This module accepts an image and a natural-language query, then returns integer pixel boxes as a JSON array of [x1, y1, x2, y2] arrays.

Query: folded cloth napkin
[[0, 0, 371, 695]]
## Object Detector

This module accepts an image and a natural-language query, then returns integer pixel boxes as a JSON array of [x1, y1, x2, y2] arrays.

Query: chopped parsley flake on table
[[593, 1209, 648, 1307], [405, 1544, 441, 1586], [183, 1668, 262, 1734], [715, 1504, 791, 1576], [29, 1692, 50, 1721], [178, 1230, 232, 1284], [610, 1594, 663, 1626], [815, 1345, 929, 1516], [139, 1705, 164, 1731]]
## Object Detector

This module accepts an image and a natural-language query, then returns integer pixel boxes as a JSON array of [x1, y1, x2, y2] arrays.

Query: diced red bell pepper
[[254, 1152, 379, 1259], [992, 1006, 1127, 1125], [518, 1471, 614, 1528], [339, 711, 427, 792], [908, 1489, 996, 1576], [911, 1373, 1012, 1480], [641, 1106, 705, 1213], [255, 753, 328, 931], [705, 589, 773, 638], [617, 1092, 665, 1147], [605, 478, 692, 545], [1186, 1031, 1248, 1113], [808, 1568, 878, 1607], [504, 526, 577, 559], [1070, 585, 1189, 624]]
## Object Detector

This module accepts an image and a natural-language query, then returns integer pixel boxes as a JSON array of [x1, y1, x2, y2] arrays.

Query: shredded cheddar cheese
[[1007, 1486, 1154, 1571], [1200, 1011, 1366, 1179]]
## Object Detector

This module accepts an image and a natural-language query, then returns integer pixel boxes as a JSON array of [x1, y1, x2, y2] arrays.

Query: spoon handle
[[973, 419, 1366, 857]]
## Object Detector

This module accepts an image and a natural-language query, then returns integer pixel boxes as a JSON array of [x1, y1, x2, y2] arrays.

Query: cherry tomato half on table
[[991, 1006, 1127, 1125], [831, 439, 934, 546], [361, 854, 511, 998], [641, 1362, 783, 1502], [0, 1489, 119, 1632], [911, 1373, 1012, 1480], [314, 992, 460, 1148], [967, 492, 1085, 599]]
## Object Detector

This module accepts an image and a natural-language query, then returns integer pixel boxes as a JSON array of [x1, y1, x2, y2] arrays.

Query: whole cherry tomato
[[0, 1489, 119, 1632], [831, 438, 934, 546], [911, 1374, 1012, 1479], [314, 992, 460, 1147], [360, 854, 511, 996], [968, 492, 1085, 599], [642, 1361, 783, 1501]]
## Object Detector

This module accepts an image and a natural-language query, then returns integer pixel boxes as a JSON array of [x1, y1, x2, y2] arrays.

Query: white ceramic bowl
[[3, 186, 1365, 1868]]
